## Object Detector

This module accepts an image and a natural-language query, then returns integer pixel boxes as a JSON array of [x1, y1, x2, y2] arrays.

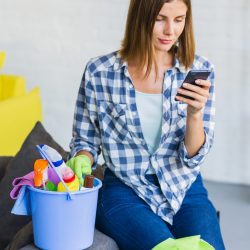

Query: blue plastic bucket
[[28, 178, 102, 250]]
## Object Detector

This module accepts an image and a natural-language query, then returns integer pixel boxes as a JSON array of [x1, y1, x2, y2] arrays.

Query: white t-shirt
[[135, 90, 163, 174]]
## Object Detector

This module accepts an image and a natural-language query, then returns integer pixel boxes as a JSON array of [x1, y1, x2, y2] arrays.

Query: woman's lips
[[158, 38, 173, 45]]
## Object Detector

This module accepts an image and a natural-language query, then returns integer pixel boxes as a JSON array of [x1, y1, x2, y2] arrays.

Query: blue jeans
[[96, 168, 225, 250]]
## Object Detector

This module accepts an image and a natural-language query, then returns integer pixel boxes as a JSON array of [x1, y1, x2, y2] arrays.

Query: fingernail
[[183, 83, 188, 87], [195, 79, 200, 84]]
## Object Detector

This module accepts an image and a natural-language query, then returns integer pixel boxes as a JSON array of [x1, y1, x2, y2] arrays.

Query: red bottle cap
[[62, 168, 75, 183], [63, 174, 75, 183]]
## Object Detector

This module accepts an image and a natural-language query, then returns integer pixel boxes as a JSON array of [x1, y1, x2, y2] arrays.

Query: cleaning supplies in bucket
[[28, 177, 102, 250], [80, 174, 95, 190], [33, 159, 48, 188], [37, 144, 69, 185], [57, 167, 80, 192], [11, 144, 102, 250]]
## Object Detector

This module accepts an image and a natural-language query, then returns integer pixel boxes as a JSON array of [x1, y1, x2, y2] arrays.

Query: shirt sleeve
[[69, 61, 101, 168], [178, 65, 216, 168]]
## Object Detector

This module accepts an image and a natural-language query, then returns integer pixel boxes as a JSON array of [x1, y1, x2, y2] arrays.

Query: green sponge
[[46, 180, 57, 191]]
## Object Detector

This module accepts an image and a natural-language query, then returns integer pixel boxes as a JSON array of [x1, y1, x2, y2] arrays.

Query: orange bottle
[[34, 159, 49, 188]]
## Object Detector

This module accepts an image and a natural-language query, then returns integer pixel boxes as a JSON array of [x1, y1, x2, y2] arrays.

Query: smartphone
[[175, 70, 211, 101]]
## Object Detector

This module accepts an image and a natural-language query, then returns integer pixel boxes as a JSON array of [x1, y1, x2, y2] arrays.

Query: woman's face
[[153, 0, 188, 53]]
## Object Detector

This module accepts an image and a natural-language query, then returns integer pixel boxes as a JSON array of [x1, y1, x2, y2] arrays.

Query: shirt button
[[129, 84, 133, 89], [133, 112, 137, 116]]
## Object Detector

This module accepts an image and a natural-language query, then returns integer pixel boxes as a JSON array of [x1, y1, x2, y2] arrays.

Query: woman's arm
[[184, 110, 205, 157], [176, 77, 213, 159], [69, 61, 101, 166]]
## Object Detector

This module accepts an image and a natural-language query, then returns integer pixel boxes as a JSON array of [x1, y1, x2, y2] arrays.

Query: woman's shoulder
[[192, 54, 215, 71], [85, 51, 122, 75]]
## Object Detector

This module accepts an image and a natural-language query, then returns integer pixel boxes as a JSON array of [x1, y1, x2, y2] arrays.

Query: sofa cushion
[[7, 222, 119, 250], [0, 122, 68, 249]]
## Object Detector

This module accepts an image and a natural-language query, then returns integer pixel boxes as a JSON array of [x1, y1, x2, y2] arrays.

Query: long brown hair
[[119, 0, 195, 78]]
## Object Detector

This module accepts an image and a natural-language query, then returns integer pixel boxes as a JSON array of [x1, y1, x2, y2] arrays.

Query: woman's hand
[[66, 155, 92, 186], [176, 79, 211, 116]]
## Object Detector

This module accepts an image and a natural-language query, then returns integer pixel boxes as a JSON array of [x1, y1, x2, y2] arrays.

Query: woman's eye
[[175, 18, 184, 23], [156, 16, 164, 21]]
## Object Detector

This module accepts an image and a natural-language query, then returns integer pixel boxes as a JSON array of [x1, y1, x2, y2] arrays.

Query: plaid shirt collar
[[112, 51, 187, 74]]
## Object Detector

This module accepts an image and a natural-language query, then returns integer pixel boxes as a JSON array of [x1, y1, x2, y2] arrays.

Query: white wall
[[193, 1, 250, 184], [0, 0, 249, 184], [0, 0, 129, 151]]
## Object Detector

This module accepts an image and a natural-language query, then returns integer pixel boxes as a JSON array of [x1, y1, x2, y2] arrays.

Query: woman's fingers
[[194, 79, 211, 88], [177, 80, 210, 100], [175, 95, 204, 109], [177, 88, 207, 102], [183, 81, 209, 94], [176, 79, 211, 111]]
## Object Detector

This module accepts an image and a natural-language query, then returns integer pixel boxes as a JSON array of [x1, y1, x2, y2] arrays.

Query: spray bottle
[[38, 144, 68, 185]]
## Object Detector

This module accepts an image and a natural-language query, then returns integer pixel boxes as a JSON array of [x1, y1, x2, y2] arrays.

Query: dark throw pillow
[[0, 122, 68, 249], [0, 157, 13, 181]]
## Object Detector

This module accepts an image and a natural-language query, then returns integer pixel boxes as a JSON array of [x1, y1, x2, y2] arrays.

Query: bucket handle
[[36, 145, 74, 200]]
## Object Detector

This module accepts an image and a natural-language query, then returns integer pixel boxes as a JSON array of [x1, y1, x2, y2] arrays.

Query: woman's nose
[[163, 21, 174, 35]]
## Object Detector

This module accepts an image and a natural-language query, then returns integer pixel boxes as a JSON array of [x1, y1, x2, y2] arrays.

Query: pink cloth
[[10, 171, 35, 199], [10, 168, 60, 199]]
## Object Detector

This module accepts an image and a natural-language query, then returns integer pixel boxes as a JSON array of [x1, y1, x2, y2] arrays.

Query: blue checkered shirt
[[70, 51, 215, 224]]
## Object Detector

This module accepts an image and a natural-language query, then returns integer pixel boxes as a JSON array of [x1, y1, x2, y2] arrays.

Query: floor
[[204, 180, 250, 250]]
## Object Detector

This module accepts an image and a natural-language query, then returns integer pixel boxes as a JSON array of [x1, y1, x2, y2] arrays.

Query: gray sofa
[[19, 229, 118, 250]]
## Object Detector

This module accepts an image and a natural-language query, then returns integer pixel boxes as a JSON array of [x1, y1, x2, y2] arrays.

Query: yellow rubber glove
[[66, 155, 92, 186]]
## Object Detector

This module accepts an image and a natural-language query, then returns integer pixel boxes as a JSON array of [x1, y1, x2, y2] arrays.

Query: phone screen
[[175, 70, 211, 100]]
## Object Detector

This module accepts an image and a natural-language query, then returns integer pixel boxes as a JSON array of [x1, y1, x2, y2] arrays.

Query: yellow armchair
[[0, 52, 43, 156], [0, 52, 6, 70]]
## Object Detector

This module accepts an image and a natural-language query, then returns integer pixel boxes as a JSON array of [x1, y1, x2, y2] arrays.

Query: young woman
[[68, 0, 225, 249]]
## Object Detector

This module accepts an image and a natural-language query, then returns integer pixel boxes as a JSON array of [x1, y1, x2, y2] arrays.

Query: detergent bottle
[[34, 159, 49, 189], [57, 167, 80, 192]]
